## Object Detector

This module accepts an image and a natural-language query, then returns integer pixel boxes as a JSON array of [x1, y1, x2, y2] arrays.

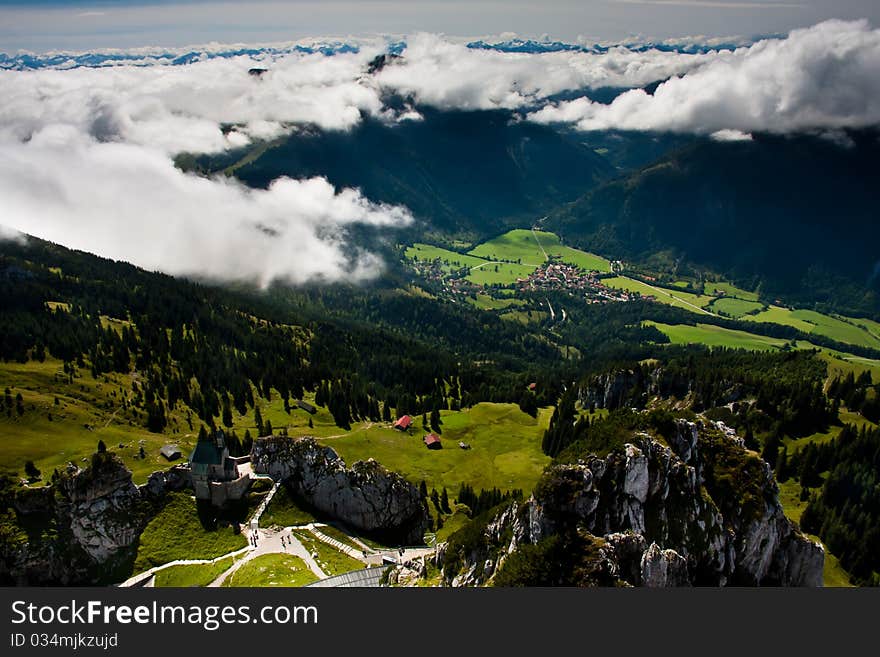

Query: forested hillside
[[547, 130, 880, 317]]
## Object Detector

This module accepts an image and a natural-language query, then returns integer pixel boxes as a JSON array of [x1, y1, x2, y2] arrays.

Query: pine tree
[[264, 419, 273, 436], [222, 396, 233, 428], [440, 487, 451, 513], [24, 460, 41, 480], [430, 406, 442, 433], [97, 440, 107, 453], [254, 405, 263, 436]]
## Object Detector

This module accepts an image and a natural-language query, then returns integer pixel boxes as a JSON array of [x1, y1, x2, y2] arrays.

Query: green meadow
[[0, 357, 200, 485], [744, 307, 880, 350], [648, 322, 787, 351], [319, 402, 552, 494], [291, 530, 364, 576], [468, 229, 611, 273], [467, 229, 550, 265], [405, 244, 487, 272], [704, 281, 760, 302], [464, 293, 526, 311], [604, 277, 716, 313], [133, 492, 249, 572], [224, 554, 318, 587], [465, 262, 536, 285], [708, 297, 764, 318], [406, 229, 611, 288]]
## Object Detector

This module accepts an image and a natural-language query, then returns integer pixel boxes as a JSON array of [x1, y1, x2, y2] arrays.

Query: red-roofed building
[[393, 415, 413, 431], [423, 433, 442, 449]]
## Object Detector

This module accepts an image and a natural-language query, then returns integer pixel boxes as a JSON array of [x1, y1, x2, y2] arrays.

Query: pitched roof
[[394, 415, 413, 429], [160, 444, 181, 459], [189, 440, 222, 465], [423, 433, 441, 445]]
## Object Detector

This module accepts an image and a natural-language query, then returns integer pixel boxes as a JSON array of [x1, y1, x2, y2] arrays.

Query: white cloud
[[2, 22, 879, 286], [373, 33, 715, 110], [528, 19, 880, 134], [0, 48, 386, 155], [710, 128, 753, 141], [0, 126, 411, 287]]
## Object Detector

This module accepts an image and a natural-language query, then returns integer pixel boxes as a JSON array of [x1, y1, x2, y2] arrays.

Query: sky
[[1, 0, 879, 52]]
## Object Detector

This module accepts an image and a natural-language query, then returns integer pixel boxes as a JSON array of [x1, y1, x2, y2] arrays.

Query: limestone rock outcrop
[[439, 419, 824, 587], [251, 436, 429, 543], [1, 452, 149, 585]]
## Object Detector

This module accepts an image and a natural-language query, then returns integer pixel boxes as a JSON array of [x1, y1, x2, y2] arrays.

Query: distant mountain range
[[0, 35, 760, 71]]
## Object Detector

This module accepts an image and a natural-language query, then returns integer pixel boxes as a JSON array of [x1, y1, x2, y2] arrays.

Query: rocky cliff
[[439, 418, 824, 587], [251, 435, 429, 543], [0, 455, 191, 585]]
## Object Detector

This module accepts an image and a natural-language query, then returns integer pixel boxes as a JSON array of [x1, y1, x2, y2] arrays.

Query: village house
[[423, 433, 442, 449], [159, 444, 181, 461], [393, 415, 414, 431]]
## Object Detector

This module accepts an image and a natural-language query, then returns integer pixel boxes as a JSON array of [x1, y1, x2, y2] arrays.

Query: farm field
[[649, 323, 880, 392], [406, 229, 612, 288], [604, 277, 716, 313], [708, 296, 764, 318], [648, 322, 787, 351], [743, 307, 880, 349], [468, 229, 611, 272], [467, 229, 552, 265], [319, 402, 552, 494], [465, 262, 536, 286], [704, 281, 760, 302], [464, 293, 526, 310], [405, 244, 486, 272]]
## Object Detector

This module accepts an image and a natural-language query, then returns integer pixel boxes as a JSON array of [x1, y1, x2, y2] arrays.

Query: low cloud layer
[[0, 127, 411, 286], [1, 21, 879, 285], [528, 19, 880, 134]]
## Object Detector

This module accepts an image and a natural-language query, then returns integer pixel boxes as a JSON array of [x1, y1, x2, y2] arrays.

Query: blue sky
[[1, 0, 879, 52]]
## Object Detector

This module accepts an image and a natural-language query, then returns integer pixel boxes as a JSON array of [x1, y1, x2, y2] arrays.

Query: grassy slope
[[648, 322, 787, 351], [224, 554, 318, 587], [153, 555, 236, 587], [261, 486, 318, 527], [133, 492, 249, 572], [405, 244, 487, 272], [704, 282, 759, 302], [318, 402, 552, 494], [464, 293, 526, 311], [776, 479, 854, 587], [466, 262, 536, 286], [468, 229, 610, 272], [0, 357, 200, 485], [291, 530, 364, 576], [649, 323, 880, 388], [467, 229, 550, 265], [791, 310, 880, 350]]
